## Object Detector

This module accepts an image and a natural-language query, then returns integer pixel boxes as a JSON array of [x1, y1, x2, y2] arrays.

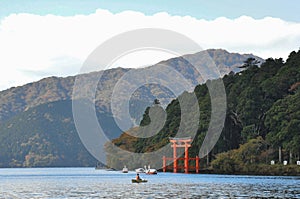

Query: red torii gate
[[162, 137, 200, 173]]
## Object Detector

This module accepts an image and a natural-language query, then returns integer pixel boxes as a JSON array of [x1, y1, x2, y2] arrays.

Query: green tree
[[265, 89, 300, 161], [238, 57, 260, 69]]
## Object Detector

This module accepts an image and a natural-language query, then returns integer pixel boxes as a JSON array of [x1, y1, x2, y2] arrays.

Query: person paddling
[[136, 173, 141, 180]]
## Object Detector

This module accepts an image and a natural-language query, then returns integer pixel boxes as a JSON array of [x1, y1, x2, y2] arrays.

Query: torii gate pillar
[[170, 137, 192, 173]]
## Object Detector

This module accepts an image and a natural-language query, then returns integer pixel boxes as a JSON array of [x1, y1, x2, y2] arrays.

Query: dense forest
[[106, 50, 300, 175], [0, 100, 97, 167]]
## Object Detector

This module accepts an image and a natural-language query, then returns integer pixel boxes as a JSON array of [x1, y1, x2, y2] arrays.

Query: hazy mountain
[[0, 49, 263, 123], [0, 49, 263, 167], [0, 100, 96, 167]]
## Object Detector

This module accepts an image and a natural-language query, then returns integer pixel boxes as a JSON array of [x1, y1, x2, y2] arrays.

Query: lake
[[0, 168, 299, 198]]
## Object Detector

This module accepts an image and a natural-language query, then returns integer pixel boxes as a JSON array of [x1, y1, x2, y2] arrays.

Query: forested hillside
[[107, 50, 300, 175], [0, 49, 262, 168], [0, 100, 98, 167]]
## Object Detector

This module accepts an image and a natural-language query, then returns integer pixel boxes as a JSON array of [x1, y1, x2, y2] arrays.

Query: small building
[[283, 160, 288, 165], [270, 160, 275, 165]]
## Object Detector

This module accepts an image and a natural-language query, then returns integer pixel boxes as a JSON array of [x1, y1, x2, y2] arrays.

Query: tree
[[153, 99, 160, 105], [239, 57, 260, 69], [265, 90, 300, 162]]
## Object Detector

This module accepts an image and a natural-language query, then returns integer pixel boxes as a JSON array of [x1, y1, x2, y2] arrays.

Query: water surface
[[0, 168, 299, 198]]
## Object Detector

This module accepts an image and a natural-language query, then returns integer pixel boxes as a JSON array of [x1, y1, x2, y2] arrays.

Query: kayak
[[132, 179, 148, 183]]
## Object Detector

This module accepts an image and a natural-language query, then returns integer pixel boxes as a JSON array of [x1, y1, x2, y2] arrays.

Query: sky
[[0, 0, 300, 91]]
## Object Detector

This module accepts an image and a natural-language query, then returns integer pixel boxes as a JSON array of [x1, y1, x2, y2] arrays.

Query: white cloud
[[0, 9, 300, 90]]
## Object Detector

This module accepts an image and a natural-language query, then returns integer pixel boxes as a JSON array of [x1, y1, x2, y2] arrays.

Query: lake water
[[0, 168, 299, 198]]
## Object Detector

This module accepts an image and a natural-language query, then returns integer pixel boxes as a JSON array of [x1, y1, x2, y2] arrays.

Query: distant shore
[[1, 164, 299, 176], [159, 164, 300, 176]]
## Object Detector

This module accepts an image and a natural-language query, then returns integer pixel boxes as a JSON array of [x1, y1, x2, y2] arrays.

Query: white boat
[[122, 165, 128, 173], [144, 165, 157, 175], [135, 168, 145, 173], [146, 169, 157, 174]]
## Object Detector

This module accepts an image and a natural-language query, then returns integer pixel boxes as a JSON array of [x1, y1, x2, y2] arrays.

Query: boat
[[131, 179, 148, 183], [122, 165, 128, 173], [135, 168, 145, 173], [144, 165, 157, 175], [105, 168, 116, 171], [146, 169, 157, 174]]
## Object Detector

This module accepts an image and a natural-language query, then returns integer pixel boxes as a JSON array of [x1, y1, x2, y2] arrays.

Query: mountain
[[106, 50, 300, 175], [0, 100, 96, 167], [0, 49, 263, 167], [158, 49, 263, 84], [0, 49, 263, 123]]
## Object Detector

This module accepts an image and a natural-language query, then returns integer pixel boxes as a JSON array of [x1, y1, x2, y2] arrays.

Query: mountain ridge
[[0, 49, 263, 123], [0, 49, 264, 167]]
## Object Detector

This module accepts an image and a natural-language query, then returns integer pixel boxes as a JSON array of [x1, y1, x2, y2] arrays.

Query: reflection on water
[[0, 168, 299, 198]]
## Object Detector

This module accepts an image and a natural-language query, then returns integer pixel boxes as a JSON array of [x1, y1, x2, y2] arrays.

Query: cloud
[[0, 9, 300, 90]]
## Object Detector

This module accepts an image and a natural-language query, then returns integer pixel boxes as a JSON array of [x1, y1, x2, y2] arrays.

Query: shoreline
[[158, 164, 300, 176], [0, 165, 299, 176]]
